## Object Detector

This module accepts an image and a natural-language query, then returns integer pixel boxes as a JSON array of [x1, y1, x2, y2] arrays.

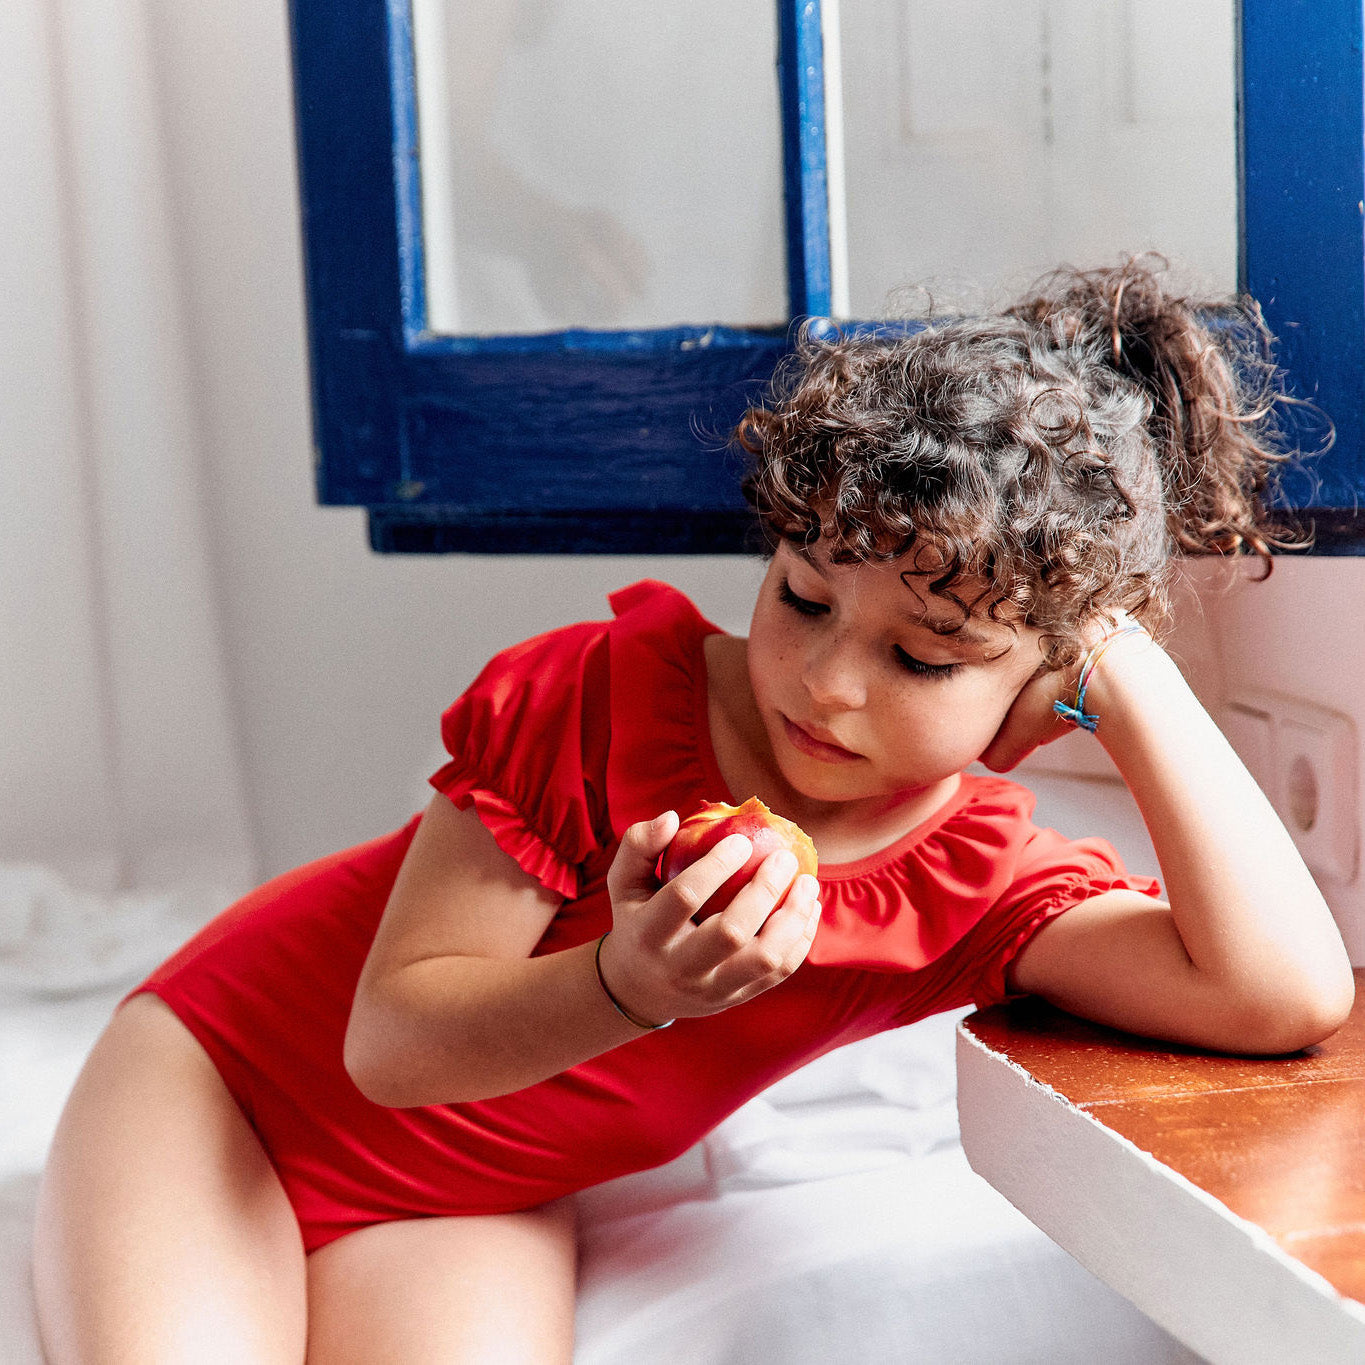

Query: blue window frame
[[288, 0, 829, 553], [287, 0, 1365, 554], [1241, 0, 1365, 549]]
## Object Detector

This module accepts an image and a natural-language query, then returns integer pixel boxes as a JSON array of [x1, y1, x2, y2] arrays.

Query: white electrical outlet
[[1222, 691, 1360, 884]]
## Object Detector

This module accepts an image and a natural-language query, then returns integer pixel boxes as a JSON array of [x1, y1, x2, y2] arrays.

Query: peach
[[660, 797, 819, 922]]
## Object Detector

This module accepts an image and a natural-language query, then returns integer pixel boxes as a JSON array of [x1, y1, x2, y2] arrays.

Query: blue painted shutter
[[288, 0, 1365, 552], [288, 0, 831, 552]]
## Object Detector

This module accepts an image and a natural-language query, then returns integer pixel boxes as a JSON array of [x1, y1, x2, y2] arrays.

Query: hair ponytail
[[738, 253, 1317, 670], [1006, 254, 1315, 573]]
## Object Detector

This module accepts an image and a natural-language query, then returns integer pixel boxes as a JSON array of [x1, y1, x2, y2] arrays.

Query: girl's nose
[[802, 637, 866, 710]]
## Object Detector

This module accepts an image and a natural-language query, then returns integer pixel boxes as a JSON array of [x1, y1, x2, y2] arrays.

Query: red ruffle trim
[[427, 580, 1166, 985], [968, 868, 1164, 1009], [804, 774, 1163, 976], [604, 580, 726, 836], [431, 774, 582, 902]]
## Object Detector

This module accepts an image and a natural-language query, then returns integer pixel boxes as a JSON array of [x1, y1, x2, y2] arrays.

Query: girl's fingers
[[678, 848, 800, 973], [715, 847, 799, 937], [653, 833, 756, 932], [977, 664, 1072, 773], [687, 862, 813, 982], [609, 830, 819, 1015], [606, 811, 680, 906], [709, 875, 822, 998]]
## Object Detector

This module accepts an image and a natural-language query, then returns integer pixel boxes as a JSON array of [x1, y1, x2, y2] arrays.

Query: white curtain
[[0, 0, 254, 994]]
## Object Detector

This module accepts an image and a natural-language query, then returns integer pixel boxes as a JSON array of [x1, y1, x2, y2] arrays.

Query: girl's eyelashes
[[777, 578, 828, 616], [893, 646, 962, 680], [778, 578, 963, 680]]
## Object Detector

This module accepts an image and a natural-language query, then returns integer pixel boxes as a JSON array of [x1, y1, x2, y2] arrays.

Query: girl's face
[[746, 540, 1050, 807]]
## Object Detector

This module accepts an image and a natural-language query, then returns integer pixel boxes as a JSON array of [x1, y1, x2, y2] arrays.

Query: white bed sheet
[[576, 1146, 1198, 1365], [0, 771, 1201, 1361], [0, 987, 1202, 1364]]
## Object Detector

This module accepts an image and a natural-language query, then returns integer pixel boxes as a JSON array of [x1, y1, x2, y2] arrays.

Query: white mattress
[[0, 772, 1203, 1362]]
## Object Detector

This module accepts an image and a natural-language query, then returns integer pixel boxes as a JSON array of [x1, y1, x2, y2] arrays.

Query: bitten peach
[[660, 797, 819, 922]]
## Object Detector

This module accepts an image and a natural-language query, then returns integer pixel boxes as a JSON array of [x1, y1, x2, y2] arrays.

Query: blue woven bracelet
[[1053, 625, 1148, 734], [1053, 696, 1101, 733]]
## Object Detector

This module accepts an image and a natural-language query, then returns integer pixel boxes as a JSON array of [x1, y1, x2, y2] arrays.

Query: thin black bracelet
[[594, 931, 673, 1030]]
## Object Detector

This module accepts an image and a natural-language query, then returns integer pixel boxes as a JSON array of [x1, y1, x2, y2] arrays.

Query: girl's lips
[[782, 714, 862, 763]]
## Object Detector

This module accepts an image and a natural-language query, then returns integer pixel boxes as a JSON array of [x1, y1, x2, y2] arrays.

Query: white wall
[[125, 2, 763, 881], [1203, 556, 1365, 962], [1013, 556, 1365, 964], [8, 2, 1363, 963]]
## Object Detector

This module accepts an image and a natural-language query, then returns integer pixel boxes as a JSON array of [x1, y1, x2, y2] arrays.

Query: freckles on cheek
[[746, 630, 788, 705], [755, 624, 797, 678], [930, 683, 1008, 750]]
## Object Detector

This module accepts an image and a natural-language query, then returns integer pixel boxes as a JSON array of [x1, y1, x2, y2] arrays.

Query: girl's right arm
[[344, 795, 820, 1107]]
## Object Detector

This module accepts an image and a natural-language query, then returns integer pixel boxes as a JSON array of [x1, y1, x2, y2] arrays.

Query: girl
[[34, 259, 1354, 1363]]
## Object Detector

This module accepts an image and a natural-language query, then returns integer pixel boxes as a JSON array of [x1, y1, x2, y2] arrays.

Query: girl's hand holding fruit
[[600, 801, 821, 1027]]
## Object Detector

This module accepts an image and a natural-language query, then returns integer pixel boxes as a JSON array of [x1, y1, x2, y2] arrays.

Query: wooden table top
[[961, 969, 1365, 1307]]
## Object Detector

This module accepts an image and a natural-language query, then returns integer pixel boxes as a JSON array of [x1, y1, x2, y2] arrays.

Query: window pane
[[412, 0, 788, 336], [833, 0, 1239, 316]]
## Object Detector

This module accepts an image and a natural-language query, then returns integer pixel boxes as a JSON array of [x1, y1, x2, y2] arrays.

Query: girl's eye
[[777, 579, 828, 616], [894, 645, 962, 680]]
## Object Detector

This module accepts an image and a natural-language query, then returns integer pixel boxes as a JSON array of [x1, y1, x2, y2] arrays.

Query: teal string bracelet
[[1053, 625, 1148, 734]]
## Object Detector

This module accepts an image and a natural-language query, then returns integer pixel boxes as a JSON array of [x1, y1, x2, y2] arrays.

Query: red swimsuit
[[127, 581, 1160, 1253]]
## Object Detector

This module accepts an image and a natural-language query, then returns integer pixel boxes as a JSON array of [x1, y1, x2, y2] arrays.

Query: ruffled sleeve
[[602, 580, 725, 837], [427, 580, 724, 902], [962, 821, 1164, 1011], [800, 774, 1162, 1021], [429, 617, 613, 901]]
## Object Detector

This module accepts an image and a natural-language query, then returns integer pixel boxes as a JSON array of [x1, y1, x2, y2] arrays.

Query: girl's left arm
[[993, 634, 1355, 1054]]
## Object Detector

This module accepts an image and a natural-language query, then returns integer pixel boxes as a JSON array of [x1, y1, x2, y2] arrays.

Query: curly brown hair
[[736, 256, 1314, 668]]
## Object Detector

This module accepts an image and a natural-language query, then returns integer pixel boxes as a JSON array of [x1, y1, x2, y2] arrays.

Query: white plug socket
[[1221, 691, 1359, 884]]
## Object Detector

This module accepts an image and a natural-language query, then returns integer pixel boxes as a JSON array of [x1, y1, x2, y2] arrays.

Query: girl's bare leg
[[32, 993, 308, 1364], [35, 992, 577, 1362], [304, 1199, 578, 1365]]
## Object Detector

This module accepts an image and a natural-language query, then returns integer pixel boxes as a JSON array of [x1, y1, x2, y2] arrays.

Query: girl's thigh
[[32, 992, 308, 1364], [304, 1198, 578, 1365]]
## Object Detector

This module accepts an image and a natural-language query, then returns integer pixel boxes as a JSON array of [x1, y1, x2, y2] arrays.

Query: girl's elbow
[[345, 1034, 448, 1107], [1296, 971, 1356, 1048], [343, 993, 429, 1107], [343, 1013, 402, 1106], [1235, 974, 1355, 1055], [344, 995, 486, 1107]]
